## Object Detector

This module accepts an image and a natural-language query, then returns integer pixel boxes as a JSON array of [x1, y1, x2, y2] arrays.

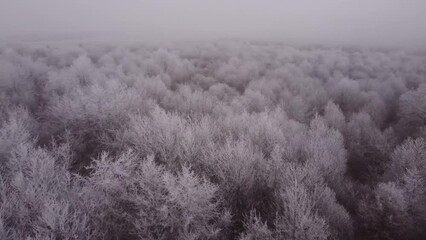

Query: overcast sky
[[1, 0, 426, 48]]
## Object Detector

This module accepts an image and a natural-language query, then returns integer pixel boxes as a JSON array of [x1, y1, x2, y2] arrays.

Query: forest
[[0, 41, 425, 240]]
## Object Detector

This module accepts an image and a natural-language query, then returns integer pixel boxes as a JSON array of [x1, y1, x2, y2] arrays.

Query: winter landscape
[[0, 1, 425, 240]]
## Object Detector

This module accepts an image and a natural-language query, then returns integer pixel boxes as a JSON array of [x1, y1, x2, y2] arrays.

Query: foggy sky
[[1, 0, 426, 48]]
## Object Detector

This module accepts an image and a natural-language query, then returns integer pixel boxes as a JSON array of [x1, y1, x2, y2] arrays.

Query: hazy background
[[1, 0, 426, 48]]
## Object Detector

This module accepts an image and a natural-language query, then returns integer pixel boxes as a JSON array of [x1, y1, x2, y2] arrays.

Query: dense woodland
[[0, 41, 425, 240]]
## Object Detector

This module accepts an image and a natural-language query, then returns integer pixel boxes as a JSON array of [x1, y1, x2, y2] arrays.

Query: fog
[[1, 0, 426, 48], [1, 1, 426, 239]]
